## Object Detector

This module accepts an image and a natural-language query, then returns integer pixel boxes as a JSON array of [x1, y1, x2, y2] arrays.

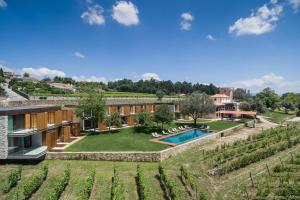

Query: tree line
[[234, 87, 300, 116]]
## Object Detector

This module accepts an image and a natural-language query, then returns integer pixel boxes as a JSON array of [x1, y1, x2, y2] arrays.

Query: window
[[48, 112, 55, 124], [130, 106, 135, 114]]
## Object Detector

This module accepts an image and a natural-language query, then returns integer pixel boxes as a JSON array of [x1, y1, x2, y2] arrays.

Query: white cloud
[[181, 13, 194, 21], [74, 52, 85, 59], [288, 0, 300, 12], [271, 0, 278, 4], [22, 67, 66, 78], [112, 1, 139, 26], [206, 34, 216, 41], [229, 3, 283, 36], [141, 73, 160, 81], [81, 4, 105, 26], [225, 73, 300, 93], [0, 0, 7, 8], [72, 75, 107, 83], [180, 12, 194, 31]]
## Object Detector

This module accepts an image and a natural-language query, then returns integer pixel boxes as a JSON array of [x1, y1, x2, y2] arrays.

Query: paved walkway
[[1, 83, 28, 102], [204, 116, 279, 150]]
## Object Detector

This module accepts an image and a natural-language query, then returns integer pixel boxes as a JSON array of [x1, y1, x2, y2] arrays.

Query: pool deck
[[149, 128, 196, 147]]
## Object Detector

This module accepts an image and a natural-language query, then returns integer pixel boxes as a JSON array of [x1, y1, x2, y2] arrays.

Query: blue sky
[[0, 0, 299, 93]]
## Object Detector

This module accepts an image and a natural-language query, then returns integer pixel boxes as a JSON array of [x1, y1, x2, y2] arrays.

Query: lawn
[[65, 127, 168, 152], [66, 120, 242, 152], [262, 110, 295, 123]]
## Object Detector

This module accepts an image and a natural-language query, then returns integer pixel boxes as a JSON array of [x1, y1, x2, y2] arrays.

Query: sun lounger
[[173, 128, 180, 132], [152, 133, 159, 138], [168, 129, 174, 134], [162, 131, 169, 135], [184, 125, 191, 129]]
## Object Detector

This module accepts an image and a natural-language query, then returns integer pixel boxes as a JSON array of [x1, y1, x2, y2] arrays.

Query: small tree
[[75, 86, 106, 132], [23, 72, 30, 78], [156, 90, 165, 101], [105, 112, 122, 131], [282, 100, 295, 113], [134, 111, 152, 127], [239, 102, 252, 111], [154, 104, 173, 129], [181, 93, 215, 125], [296, 103, 300, 117], [0, 68, 4, 78]]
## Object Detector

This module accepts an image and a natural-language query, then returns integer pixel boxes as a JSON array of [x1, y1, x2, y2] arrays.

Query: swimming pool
[[160, 129, 211, 145]]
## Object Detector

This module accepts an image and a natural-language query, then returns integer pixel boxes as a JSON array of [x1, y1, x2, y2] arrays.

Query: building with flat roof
[[0, 105, 79, 160]]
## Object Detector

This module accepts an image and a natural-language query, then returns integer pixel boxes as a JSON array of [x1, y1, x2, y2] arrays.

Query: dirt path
[[203, 117, 279, 150]]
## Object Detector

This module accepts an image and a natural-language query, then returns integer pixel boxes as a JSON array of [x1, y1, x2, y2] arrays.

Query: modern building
[[82, 102, 180, 131], [0, 105, 79, 160]]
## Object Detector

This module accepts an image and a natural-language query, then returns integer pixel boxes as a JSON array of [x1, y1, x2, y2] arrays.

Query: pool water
[[160, 129, 211, 145]]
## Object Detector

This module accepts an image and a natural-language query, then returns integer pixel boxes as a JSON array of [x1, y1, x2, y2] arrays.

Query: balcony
[[8, 128, 37, 137], [7, 146, 48, 160]]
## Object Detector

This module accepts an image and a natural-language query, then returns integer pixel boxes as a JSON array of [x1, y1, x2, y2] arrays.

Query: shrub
[[79, 169, 95, 200], [23, 164, 48, 199], [2, 167, 22, 193], [46, 165, 71, 200], [111, 168, 124, 200], [158, 165, 179, 200], [136, 165, 148, 200]]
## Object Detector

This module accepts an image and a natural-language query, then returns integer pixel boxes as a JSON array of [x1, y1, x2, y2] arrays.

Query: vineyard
[[0, 126, 299, 200]]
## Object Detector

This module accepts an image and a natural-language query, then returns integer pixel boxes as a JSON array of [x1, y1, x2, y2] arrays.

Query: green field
[[66, 120, 242, 152], [262, 110, 295, 123], [1, 126, 300, 200]]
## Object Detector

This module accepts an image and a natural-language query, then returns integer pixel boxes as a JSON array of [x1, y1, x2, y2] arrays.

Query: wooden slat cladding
[[123, 106, 130, 115], [127, 116, 134, 126], [98, 120, 107, 131], [62, 126, 71, 142], [31, 113, 37, 128], [54, 110, 62, 124], [25, 113, 31, 129], [36, 112, 47, 130], [43, 130, 57, 149], [48, 112, 55, 124], [72, 123, 80, 136], [62, 110, 73, 121]]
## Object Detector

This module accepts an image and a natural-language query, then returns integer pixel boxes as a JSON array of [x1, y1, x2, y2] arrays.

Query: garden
[[65, 120, 243, 152]]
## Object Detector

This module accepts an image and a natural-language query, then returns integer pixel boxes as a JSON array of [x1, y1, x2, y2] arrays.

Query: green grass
[[66, 120, 242, 152], [176, 120, 243, 132], [66, 127, 168, 152], [262, 110, 295, 123]]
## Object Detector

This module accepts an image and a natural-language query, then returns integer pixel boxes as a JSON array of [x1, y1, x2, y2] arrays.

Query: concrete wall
[[0, 116, 8, 159]]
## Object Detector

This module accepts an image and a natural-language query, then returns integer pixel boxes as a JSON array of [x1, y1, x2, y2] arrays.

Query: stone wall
[[0, 116, 8, 159], [46, 151, 161, 162]]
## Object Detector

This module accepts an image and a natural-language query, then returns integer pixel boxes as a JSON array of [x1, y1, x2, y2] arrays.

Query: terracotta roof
[[211, 94, 230, 98], [217, 110, 257, 116]]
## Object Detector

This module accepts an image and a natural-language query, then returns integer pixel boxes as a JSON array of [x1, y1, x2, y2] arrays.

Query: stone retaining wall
[[0, 116, 8, 159], [46, 151, 161, 162]]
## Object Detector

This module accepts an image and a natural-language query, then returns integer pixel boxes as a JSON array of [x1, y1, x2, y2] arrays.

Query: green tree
[[239, 102, 252, 111], [134, 111, 152, 127], [233, 88, 251, 101], [156, 90, 165, 100], [281, 100, 295, 113], [154, 104, 173, 129], [75, 86, 106, 132], [256, 88, 281, 110], [23, 72, 30, 78], [104, 112, 122, 131], [250, 98, 267, 114], [181, 93, 215, 125], [296, 103, 300, 117], [0, 68, 4, 77]]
